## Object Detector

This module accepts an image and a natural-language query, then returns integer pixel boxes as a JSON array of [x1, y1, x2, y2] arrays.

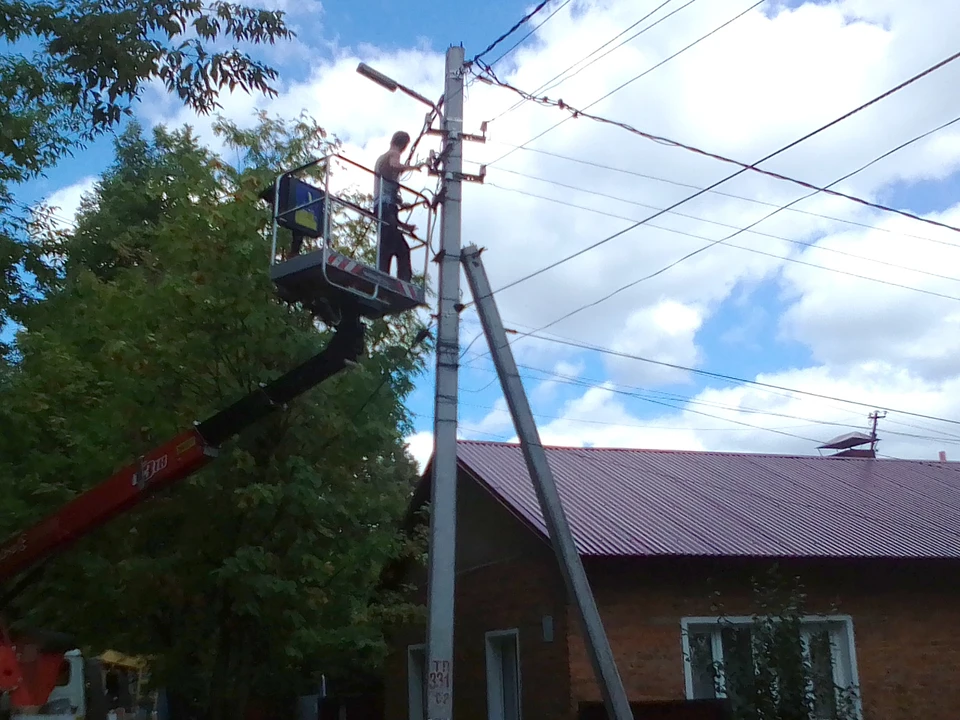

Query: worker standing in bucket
[[373, 131, 427, 282]]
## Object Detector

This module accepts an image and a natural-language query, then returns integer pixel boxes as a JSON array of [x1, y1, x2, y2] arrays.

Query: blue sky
[[11, 0, 960, 466]]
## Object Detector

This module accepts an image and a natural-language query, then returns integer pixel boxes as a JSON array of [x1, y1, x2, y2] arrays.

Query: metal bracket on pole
[[460, 243, 634, 720], [459, 167, 485, 184], [427, 128, 486, 144]]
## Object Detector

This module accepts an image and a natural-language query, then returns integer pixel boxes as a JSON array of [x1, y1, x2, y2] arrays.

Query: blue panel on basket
[[276, 176, 326, 239]]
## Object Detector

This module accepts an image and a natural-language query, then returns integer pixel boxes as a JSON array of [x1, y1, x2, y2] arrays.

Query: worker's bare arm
[[388, 149, 427, 175]]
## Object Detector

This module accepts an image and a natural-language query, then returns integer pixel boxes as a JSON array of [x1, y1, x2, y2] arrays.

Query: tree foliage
[[0, 0, 294, 352], [0, 112, 429, 719], [704, 566, 860, 720]]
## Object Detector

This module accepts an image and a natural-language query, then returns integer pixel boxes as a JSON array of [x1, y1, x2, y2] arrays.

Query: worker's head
[[391, 131, 411, 151]]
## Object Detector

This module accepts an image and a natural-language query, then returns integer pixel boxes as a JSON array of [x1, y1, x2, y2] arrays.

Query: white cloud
[[405, 430, 434, 473], [41, 0, 960, 464], [44, 177, 96, 229], [606, 300, 704, 385]]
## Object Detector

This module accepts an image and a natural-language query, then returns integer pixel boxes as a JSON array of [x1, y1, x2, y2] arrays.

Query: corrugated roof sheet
[[455, 440, 960, 559]]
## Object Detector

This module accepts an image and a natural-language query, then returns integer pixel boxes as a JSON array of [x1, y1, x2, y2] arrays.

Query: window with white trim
[[407, 644, 425, 720], [485, 629, 521, 720], [681, 616, 861, 720]]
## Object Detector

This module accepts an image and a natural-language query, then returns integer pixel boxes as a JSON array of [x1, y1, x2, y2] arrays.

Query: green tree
[[1, 111, 429, 719], [1, 0, 295, 351], [700, 566, 860, 720]]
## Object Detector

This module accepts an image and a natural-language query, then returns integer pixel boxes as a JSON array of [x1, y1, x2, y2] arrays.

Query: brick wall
[[382, 471, 572, 720], [566, 556, 960, 720], [383, 469, 960, 720], [383, 554, 570, 720]]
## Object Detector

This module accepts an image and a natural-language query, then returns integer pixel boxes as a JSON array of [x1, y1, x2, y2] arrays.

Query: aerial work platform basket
[[263, 153, 432, 322]]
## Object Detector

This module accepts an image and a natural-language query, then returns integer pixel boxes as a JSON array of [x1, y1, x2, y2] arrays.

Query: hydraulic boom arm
[[0, 316, 365, 584]]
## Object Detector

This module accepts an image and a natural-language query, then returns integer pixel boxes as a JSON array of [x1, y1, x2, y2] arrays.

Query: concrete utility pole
[[461, 244, 634, 720], [358, 46, 484, 720], [425, 44, 466, 720]]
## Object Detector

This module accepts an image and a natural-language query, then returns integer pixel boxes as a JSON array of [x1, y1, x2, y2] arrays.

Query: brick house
[[382, 440, 960, 720]]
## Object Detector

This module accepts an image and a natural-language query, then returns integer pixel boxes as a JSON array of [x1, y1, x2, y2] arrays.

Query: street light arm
[[356, 62, 439, 112], [357, 62, 398, 91]]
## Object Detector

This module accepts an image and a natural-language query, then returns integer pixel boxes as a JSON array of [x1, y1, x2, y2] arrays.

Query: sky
[[13, 0, 960, 472]]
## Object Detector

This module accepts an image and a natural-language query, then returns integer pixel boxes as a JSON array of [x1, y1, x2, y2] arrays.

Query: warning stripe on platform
[[325, 252, 424, 303]]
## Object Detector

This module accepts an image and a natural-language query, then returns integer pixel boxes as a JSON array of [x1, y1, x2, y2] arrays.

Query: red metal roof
[[455, 440, 960, 559]]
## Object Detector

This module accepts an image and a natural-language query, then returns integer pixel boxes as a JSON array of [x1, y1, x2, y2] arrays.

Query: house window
[[485, 629, 522, 720], [407, 644, 425, 720], [681, 616, 861, 719]]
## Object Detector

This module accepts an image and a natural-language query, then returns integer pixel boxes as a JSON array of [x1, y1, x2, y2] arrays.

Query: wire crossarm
[[262, 154, 432, 322]]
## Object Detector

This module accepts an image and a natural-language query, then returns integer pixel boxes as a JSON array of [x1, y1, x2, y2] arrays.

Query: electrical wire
[[487, 167, 960, 285], [484, 0, 573, 69], [444, 331, 960, 459], [456, 311, 873, 428], [479, 49, 960, 238], [475, 143, 960, 252], [402, 0, 574, 201], [486, 180, 960, 297], [472, 0, 557, 64], [460, 357, 862, 428], [516, 331, 960, 427], [459, 315, 960, 445], [455, 359, 960, 455], [479, 0, 765, 168], [485, 107, 960, 340], [473, 54, 960, 304], [484, 0, 694, 125], [448, 352, 960, 462]]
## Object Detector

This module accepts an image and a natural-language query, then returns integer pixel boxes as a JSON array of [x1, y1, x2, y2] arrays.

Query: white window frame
[[485, 628, 522, 720], [407, 643, 426, 720], [679, 615, 863, 719]]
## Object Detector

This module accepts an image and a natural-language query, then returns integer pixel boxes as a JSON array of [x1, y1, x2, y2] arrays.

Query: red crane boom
[[0, 315, 365, 712]]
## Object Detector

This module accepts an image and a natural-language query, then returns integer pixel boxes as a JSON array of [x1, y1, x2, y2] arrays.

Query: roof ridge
[[455, 439, 931, 462]]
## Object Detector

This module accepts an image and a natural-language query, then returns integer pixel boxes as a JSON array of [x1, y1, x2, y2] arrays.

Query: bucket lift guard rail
[[264, 153, 431, 322], [0, 316, 365, 586]]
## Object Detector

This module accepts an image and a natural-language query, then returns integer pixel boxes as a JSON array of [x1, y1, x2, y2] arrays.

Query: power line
[[474, 143, 960, 252], [479, 0, 765, 167], [486, 108, 960, 339], [451, 326, 960, 450], [485, 175, 960, 288], [481, 180, 960, 307], [479, 48, 960, 237], [474, 51, 960, 302], [456, 358, 960, 449], [408, 0, 569, 166], [456, 317, 877, 430], [484, 0, 695, 125], [461, 357, 859, 427], [520, 331, 960, 427], [454, 318, 960, 446], [484, 0, 573, 69], [472, 0, 557, 64]]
